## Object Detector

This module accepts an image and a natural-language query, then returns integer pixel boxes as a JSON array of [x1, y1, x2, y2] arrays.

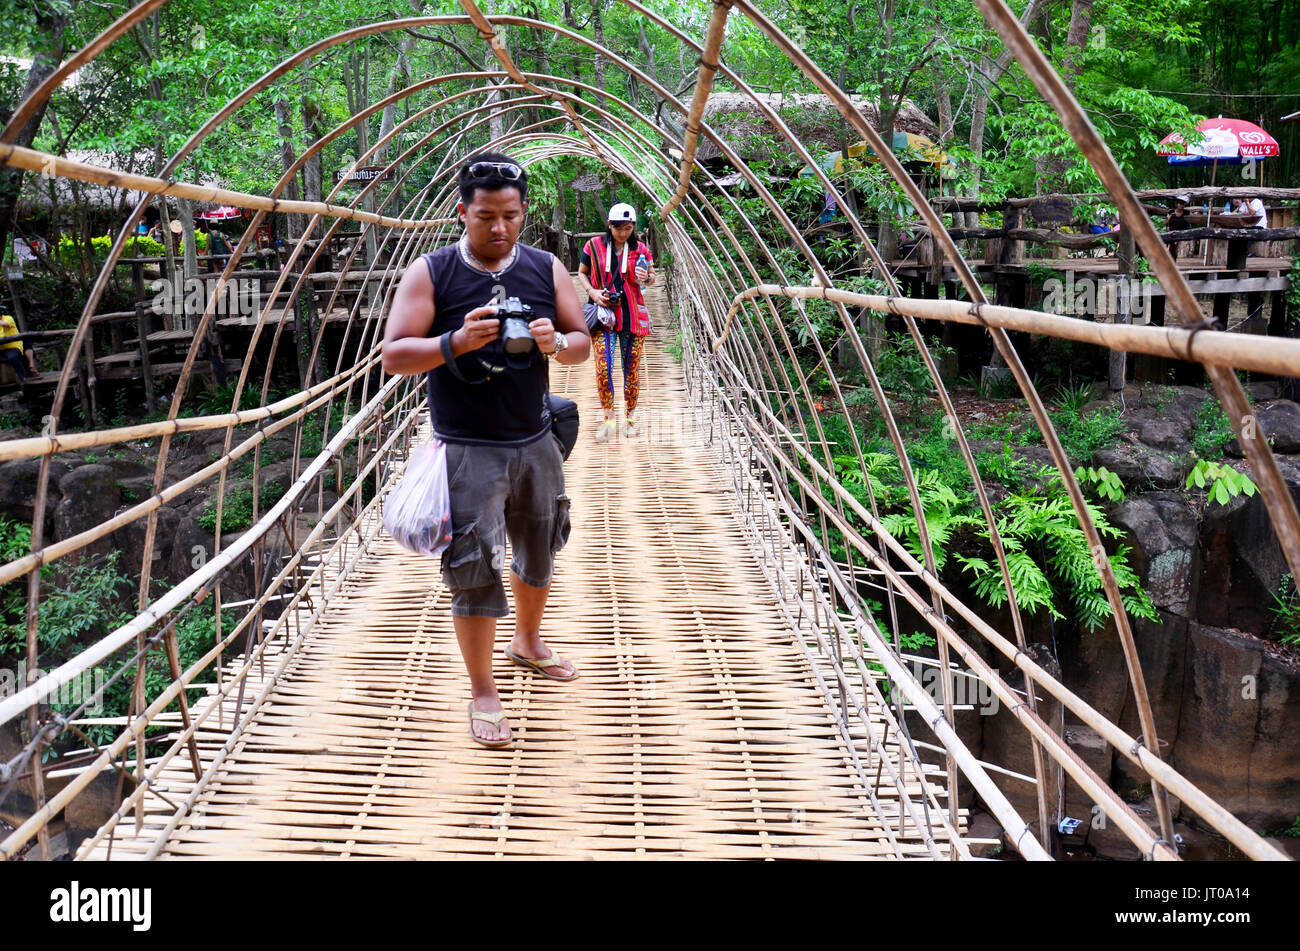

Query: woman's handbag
[[383, 441, 454, 556], [583, 302, 615, 332]]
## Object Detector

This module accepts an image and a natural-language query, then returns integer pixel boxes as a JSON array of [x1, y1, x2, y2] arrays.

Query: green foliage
[[665, 329, 684, 364], [1075, 465, 1126, 503], [0, 514, 32, 565], [880, 469, 982, 572], [875, 333, 952, 422], [1283, 816, 1300, 838], [977, 371, 1020, 400], [1051, 402, 1125, 462], [194, 382, 267, 416], [1055, 382, 1096, 418], [955, 477, 1157, 633], [0, 551, 132, 661], [977, 443, 1027, 489], [197, 481, 287, 534], [1269, 574, 1300, 646], [1191, 395, 1235, 458], [899, 630, 936, 652], [1185, 459, 1257, 506]]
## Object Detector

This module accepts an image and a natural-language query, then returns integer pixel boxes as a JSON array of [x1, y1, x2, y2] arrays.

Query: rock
[[53, 465, 120, 561], [168, 516, 215, 581], [1170, 623, 1300, 829], [1111, 492, 1199, 615], [1113, 612, 1190, 793], [0, 456, 74, 532], [1258, 400, 1300, 453], [1064, 724, 1112, 789], [1011, 445, 1057, 481], [1162, 386, 1213, 432], [1092, 445, 1182, 489], [1137, 419, 1190, 454], [62, 770, 137, 856], [111, 504, 182, 581], [962, 811, 1008, 858], [1196, 467, 1294, 633], [980, 643, 1064, 833], [103, 456, 152, 482], [116, 475, 156, 504], [255, 459, 297, 493], [163, 453, 216, 487], [1249, 381, 1280, 401]]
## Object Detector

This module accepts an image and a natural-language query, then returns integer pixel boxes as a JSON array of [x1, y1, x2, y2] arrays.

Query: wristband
[[440, 331, 474, 384]]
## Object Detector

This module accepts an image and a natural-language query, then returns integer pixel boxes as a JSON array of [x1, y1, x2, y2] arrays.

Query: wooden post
[[206, 321, 228, 386], [131, 260, 144, 303], [1002, 203, 1024, 267], [1109, 216, 1135, 392], [80, 335, 100, 425], [136, 302, 156, 415], [292, 280, 309, 387]]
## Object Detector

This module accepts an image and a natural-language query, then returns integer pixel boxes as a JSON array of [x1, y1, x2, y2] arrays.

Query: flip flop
[[504, 646, 580, 681], [468, 701, 513, 748]]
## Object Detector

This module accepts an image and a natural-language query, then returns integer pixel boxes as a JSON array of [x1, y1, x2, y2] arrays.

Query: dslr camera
[[497, 296, 536, 355], [604, 289, 622, 307]]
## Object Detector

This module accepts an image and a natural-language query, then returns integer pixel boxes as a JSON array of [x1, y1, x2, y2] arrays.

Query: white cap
[[607, 202, 637, 224]]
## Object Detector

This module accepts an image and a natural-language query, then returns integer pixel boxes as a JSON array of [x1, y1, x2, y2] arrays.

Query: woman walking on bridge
[[578, 203, 655, 442]]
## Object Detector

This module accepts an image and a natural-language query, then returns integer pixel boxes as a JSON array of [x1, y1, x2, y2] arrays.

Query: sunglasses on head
[[468, 161, 523, 181]]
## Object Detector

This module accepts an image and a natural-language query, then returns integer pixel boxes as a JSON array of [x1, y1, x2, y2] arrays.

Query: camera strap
[[440, 331, 502, 385]]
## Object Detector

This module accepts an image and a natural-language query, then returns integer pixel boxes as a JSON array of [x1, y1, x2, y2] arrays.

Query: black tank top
[[423, 242, 555, 445]]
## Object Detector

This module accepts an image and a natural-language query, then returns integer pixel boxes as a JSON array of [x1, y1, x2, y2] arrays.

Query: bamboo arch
[[0, 0, 1293, 861]]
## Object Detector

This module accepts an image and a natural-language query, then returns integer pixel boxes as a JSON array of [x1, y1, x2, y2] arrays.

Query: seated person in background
[[1165, 193, 1191, 259], [1242, 195, 1267, 228], [0, 313, 37, 383], [1242, 194, 1268, 256]]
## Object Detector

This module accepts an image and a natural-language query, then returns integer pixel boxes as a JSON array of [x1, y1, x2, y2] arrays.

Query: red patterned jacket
[[583, 234, 653, 336]]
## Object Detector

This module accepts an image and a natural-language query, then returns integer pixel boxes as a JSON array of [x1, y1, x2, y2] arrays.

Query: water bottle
[[637, 253, 648, 281]]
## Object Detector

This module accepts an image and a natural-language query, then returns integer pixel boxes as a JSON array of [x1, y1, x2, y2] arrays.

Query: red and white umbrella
[[1157, 118, 1279, 161], [197, 205, 244, 220]]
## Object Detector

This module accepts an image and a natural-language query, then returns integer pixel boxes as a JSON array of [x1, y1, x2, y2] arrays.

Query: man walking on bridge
[[383, 153, 591, 748]]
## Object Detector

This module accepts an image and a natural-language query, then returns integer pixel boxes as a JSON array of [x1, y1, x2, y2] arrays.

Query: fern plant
[[955, 484, 1157, 632], [880, 469, 983, 572]]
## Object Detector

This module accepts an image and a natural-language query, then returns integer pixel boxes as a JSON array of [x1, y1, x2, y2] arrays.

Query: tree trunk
[[377, 4, 422, 165], [551, 169, 567, 264], [0, 1, 70, 263], [274, 98, 301, 241], [965, 0, 1043, 228], [591, 0, 608, 128], [302, 96, 323, 210]]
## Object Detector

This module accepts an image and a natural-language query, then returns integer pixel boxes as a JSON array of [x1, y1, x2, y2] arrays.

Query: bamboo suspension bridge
[[1, 0, 1297, 861]]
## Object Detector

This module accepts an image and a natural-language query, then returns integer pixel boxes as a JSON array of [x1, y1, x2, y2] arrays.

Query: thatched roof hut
[[16, 150, 226, 222], [693, 92, 939, 164]]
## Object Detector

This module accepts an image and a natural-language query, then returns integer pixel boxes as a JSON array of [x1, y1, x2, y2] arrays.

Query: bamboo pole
[[0, 375, 405, 727], [659, 0, 732, 219], [747, 398, 1286, 860], [740, 413, 1172, 859], [715, 284, 1300, 377], [0, 145, 452, 230]]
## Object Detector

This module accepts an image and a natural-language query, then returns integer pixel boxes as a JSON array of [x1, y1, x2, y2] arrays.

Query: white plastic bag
[[383, 441, 454, 556]]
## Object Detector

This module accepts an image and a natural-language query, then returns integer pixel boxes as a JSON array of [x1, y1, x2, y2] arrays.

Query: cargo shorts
[[438, 431, 572, 617]]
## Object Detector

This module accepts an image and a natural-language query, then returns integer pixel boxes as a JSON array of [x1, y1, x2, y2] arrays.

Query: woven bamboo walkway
[[81, 286, 964, 860]]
